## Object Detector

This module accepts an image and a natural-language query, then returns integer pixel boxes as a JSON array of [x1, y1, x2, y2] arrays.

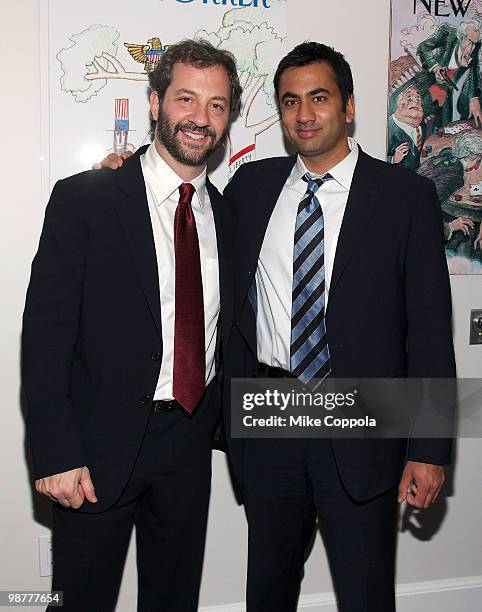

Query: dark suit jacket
[[22, 147, 234, 513], [224, 148, 455, 502]]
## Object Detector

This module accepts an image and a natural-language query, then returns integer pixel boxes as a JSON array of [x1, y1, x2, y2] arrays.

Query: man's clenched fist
[[35, 466, 97, 509]]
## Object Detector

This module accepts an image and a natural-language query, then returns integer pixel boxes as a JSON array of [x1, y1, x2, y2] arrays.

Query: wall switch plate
[[470, 310, 482, 345], [38, 535, 52, 577]]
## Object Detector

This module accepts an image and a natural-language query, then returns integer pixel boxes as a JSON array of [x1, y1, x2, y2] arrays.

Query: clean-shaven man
[[225, 42, 455, 612], [387, 85, 425, 170], [22, 39, 240, 612]]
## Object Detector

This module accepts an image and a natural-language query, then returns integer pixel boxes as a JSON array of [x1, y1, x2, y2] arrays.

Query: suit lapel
[[114, 149, 161, 335], [207, 179, 233, 351], [237, 156, 297, 305], [328, 149, 382, 303]]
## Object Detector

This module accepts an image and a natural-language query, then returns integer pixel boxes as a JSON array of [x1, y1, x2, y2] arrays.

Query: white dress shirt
[[141, 143, 219, 400], [256, 137, 359, 369]]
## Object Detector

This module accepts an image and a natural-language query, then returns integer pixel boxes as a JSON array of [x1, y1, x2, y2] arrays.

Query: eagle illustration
[[124, 37, 164, 73]]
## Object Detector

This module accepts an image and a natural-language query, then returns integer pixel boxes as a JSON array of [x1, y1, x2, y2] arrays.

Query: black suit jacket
[[224, 148, 455, 501], [22, 147, 234, 512]]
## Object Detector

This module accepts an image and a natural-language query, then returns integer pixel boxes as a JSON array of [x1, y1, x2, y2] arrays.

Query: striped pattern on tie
[[290, 172, 333, 383]]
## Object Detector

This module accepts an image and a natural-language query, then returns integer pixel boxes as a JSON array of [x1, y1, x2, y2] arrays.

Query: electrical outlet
[[470, 310, 482, 345], [38, 535, 52, 577]]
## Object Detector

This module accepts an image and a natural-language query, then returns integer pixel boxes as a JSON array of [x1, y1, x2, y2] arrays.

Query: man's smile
[[181, 130, 209, 141], [296, 126, 321, 138]]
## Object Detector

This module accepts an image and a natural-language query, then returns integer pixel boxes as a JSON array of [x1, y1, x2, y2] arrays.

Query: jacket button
[[151, 352, 160, 361], [140, 395, 151, 405]]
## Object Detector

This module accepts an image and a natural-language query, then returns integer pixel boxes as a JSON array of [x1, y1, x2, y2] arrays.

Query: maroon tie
[[172, 183, 205, 413]]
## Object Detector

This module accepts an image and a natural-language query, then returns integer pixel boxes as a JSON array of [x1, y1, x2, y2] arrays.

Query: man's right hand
[[392, 142, 410, 164], [92, 150, 133, 170], [35, 466, 97, 509], [451, 217, 475, 235], [434, 66, 448, 85]]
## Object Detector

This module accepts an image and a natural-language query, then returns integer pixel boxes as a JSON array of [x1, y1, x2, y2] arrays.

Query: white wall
[[1, 1, 481, 610]]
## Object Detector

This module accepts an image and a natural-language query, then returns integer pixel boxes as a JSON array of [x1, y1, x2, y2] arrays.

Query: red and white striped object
[[115, 98, 129, 121]]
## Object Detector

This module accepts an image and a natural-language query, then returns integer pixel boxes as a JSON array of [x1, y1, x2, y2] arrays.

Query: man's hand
[[433, 66, 448, 85], [92, 150, 133, 170], [398, 461, 445, 508], [451, 217, 474, 235], [469, 97, 482, 127], [35, 466, 97, 509], [392, 142, 410, 164]]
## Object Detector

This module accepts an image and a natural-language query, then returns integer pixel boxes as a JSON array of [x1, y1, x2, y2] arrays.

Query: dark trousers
[[49, 387, 220, 612], [244, 438, 398, 612]]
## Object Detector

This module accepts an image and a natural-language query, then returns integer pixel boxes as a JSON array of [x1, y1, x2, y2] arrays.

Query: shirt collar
[[290, 137, 359, 191], [141, 142, 207, 212]]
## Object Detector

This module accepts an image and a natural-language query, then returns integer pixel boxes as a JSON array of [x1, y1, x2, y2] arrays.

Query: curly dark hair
[[274, 41, 354, 112], [148, 38, 242, 113]]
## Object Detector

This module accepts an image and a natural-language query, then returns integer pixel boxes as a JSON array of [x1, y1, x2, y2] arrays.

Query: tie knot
[[179, 182, 195, 204], [302, 172, 333, 192]]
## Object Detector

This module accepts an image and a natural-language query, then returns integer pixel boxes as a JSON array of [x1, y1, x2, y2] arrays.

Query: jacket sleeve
[[22, 179, 88, 479], [468, 44, 481, 100], [404, 178, 456, 465], [417, 23, 452, 71], [387, 118, 405, 162]]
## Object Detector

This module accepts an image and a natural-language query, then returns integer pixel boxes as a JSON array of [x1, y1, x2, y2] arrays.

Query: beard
[[156, 106, 227, 167]]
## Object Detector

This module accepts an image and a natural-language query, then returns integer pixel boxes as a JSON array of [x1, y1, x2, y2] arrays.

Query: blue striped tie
[[290, 172, 333, 383]]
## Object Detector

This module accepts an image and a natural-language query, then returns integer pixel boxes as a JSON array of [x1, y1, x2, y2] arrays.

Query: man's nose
[[189, 104, 210, 127], [296, 100, 316, 123]]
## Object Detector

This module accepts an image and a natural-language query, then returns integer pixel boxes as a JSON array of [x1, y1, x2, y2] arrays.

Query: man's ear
[[345, 95, 355, 125], [149, 90, 160, 122]]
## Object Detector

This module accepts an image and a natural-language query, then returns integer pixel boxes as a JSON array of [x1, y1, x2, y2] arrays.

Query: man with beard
[[388, 85, 426, 170], [417, 19, 482, 128], [22, 39, 240, 612]]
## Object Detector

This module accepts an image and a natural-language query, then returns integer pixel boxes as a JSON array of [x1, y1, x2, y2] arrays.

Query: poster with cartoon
[[389, 0, 482, 274], [41, 0, 287, 197]]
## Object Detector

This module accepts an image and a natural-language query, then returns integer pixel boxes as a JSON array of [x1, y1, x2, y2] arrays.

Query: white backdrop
[[41, 0, 287, 195], [1, 1, 481, 610]]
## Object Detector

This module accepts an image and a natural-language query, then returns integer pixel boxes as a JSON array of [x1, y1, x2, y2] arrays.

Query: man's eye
[[212, 103, 225, 112], [314, 96, 326, 103], [179, 97, 191, 103], [284, 99, 297, 106]]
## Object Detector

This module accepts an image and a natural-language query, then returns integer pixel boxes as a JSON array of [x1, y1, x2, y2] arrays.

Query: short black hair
[[148, 38, 242, 113], [274, 41, 354, 111]]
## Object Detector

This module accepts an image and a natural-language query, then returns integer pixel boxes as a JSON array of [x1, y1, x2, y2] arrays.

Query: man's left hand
[[92, 150, 133, 170], [469, 97, 482, 127], [398, 461, 445, 508]]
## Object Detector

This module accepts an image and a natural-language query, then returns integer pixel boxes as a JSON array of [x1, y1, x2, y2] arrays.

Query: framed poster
[[41, 0, 287, 199], [389, 0, 482, 274]]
